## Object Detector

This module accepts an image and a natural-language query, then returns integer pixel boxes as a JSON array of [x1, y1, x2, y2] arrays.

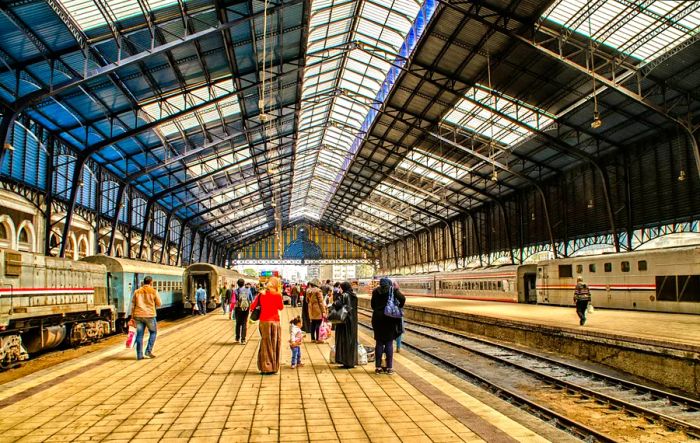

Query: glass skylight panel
[[444, 84, 555, 146], [542, 0, 700, 62], [290, 0, 427, 220], [375, 183, 425, 206], [57, 0, 183, 31], [142, 79, 239, 137], [398, 149, 471, 185]]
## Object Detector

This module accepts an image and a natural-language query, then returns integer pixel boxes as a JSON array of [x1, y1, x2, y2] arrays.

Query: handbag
[[384, 288, 403, 319], [587, 304, 595, 314], [249, 294, 262, 321], [125, 326, 137, 349], [327, 295, 350, 324]]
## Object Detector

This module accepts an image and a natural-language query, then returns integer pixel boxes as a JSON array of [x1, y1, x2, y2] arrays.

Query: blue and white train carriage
[[81, 256, 184, 329]]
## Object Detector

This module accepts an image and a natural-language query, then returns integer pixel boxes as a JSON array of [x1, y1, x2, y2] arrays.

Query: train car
[[434, 265, 537, 303], [81, 256, 184, 328], [183, 263, 254, 309], [0, 248, 115, 367], [356, 278, 375, 295], [388, 274, 436, 297], [537, 245, 700, 314]]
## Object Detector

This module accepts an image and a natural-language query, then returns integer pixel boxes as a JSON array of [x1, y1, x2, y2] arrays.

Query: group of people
[[126, 274, 407, 376]]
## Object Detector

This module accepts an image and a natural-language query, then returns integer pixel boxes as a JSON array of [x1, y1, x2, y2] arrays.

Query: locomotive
[[370, 246, 700, 315], [183, 263, 256, 310], [0, 248, 115, 367]]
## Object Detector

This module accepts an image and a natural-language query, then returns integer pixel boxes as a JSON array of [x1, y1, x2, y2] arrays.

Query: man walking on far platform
[[129, 276, 161, 360], [196, 284, 207, 315], [574, 276, 591, 326]]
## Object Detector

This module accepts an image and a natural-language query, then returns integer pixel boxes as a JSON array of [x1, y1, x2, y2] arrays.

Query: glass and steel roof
[[56, 0, 183, 31], [290, 0, 426, 221], [542, 0, 700, 62]]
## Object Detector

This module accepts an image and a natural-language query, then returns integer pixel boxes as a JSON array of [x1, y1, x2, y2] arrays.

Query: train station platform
[[0, 307, 555, 443], [357, 294, 700, 349], [357, 294, 700, 396]]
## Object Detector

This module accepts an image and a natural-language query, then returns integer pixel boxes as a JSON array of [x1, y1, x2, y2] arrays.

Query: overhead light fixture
[[259, 113, 271, 123], [591, 111, 603, 129], [490, 170, 498, 182], [3, 143, 13, 151], [587, 199, 594, 209], [678, 170, 687, 182]]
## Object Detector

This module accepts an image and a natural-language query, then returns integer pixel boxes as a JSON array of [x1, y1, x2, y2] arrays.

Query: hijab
[[340, 281, 353, 294]]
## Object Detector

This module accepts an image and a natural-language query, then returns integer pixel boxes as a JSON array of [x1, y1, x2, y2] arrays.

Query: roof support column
[[198, 235, 205, 263], [107, 183, 126, 255], [43, 135, 55, 257], [161, 213, 173, 265], [138, 201, 154, 260], [175, 223, 186, 266], [0, 107, 18, 167], [59, 160, 83, 258]]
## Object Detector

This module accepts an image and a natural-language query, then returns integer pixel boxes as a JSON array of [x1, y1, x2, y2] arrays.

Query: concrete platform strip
[[0, 308, 548, 442]]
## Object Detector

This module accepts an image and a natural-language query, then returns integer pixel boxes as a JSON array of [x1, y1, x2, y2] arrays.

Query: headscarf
[[379, 277, 392, 290], [340, 281, 353, 294], [310, 278, 321, 287], [266, 276, 280, 292]]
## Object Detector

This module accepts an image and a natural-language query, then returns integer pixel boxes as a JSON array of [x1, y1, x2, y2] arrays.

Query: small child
[[289, 316, 304, 369]]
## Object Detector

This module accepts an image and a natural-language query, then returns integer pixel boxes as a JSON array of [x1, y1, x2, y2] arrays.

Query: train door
[[523, 273, 537, 303]]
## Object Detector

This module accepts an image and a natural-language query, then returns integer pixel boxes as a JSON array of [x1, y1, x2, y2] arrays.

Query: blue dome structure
[[283, 227, 322, 260]]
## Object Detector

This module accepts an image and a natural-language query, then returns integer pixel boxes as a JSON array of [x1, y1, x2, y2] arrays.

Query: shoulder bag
[[249, 294, 262, 321], [384, 288, 403, 319], [327, 293, 350, 324]]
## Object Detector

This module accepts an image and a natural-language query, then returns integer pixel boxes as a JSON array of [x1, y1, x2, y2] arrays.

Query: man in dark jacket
[[371, 277, 405, 374], [574, 276, 592, 326]]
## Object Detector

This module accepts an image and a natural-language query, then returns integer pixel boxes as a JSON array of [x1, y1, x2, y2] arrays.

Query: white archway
[[77, 235, 89, 259], [0, 215, 17, 250], [16, 220, 36, 253], [115, 244, 124, 258], [67, 232, 78, 260]]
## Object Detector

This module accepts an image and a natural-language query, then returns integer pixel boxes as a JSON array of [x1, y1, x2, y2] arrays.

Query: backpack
[[237, 288, 250, 310]]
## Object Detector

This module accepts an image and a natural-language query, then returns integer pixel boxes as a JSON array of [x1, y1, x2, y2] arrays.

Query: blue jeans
[[135, 317, 157, 359], [197, 300, 206, 315], [291, 346, 301, 365], [376, 339, 394, 369]]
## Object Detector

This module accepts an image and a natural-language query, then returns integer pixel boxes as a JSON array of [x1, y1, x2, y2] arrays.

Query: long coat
[[334, 291, 358, 368], [307, 287, 326, 320], [370, 286, 406, 342]]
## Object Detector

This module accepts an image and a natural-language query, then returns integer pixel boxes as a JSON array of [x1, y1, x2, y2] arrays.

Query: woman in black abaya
[[334, 281, 358, 368]]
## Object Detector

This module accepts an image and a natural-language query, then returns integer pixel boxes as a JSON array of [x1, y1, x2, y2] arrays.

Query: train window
[[576, 265, 583, 274], [656, 276, 677, 301], [604, 263, 612, 273], [589, 264, 596, 273], [678, 275, 700, 302], [559, 265, 573, 278], [638, 260, 647, 271], [621, 261, 630, 273]]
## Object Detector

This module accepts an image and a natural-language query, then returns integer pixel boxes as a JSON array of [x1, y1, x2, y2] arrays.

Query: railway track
[[358, 308, 700, 442]]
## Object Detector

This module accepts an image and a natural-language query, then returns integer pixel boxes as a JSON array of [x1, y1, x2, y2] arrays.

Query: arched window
[[153, 210, 166, 238], [1, 121, 48, 190], [49, 232, 60, 257], [66, 235, 76, 259], [0, 223, 7, 240], [100, 181, 120, 217], [18, 228, 28, 243], [98, 242, 106, 254], [115, 245, 124, 258], [78, 236, 89, 258], [170, 219, 181, 243], [132, 198, 146, 229], [0, 216, 16, 250]]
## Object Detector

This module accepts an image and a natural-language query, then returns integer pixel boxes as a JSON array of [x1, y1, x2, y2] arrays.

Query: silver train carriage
[[0, 249, 115, 367], [375, 245, 700, 314], [81, 256, 184, 328], [537, 245, 700, 314], [183, 263, 255, 309]]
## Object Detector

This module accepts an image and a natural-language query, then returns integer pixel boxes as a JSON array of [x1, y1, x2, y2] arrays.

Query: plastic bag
[[587, 304, 595, 314], [357, 344, 368, 365], [329, 345, 336, 364], [125, 326, 137, 349]]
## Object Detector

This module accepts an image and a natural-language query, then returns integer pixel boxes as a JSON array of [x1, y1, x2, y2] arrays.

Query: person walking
[[128, 276, 162, 360], [334, 281, 358, 368], [290, 284, 300, 307], [233, 278, 250, 343], [574, 276, 592, 326], [195, 284, 207, 315], [371, 278, 405, 374], [249, 276, 284, 374], [306, 279, 326, 343], [223, 283, 233, 316]]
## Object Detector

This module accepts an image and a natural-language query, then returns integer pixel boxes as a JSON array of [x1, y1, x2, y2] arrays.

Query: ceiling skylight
[[443, 84, 555, 146], [57, 0, 184, 31], [142, 79, 239, 136], [397, 149, 472, 185], [542, 0, 700, 62], [290, 0, 434, 221]]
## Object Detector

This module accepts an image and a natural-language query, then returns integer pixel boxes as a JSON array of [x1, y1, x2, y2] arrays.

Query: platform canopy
[[0, 0, 698, 250]]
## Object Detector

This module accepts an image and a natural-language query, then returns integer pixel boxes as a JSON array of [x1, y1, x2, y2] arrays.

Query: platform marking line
[[357, 329, 549, 443]]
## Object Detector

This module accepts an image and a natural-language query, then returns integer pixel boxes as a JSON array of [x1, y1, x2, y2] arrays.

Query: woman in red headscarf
[[249, 276, 284, 374]]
